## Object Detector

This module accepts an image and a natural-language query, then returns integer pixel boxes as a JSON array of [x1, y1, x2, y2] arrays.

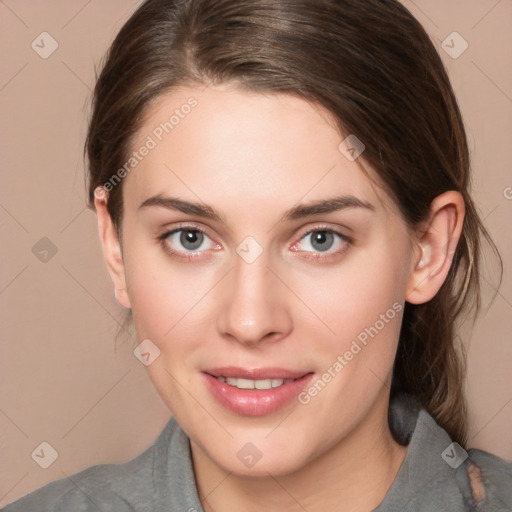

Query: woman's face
[[109, 84, 419, 476]]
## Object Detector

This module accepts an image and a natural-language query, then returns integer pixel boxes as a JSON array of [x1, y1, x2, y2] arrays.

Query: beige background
[[1, 0, 511, 506]]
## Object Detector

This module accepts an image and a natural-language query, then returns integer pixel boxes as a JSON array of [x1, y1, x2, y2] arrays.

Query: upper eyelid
[[160, 222, 214, 238], [160, 222, 349, 239], [160, 224, 217, 247], [299, 224, 350, 238]]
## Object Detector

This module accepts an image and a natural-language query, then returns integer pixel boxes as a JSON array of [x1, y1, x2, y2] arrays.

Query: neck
[[191, 392, 408, 512]]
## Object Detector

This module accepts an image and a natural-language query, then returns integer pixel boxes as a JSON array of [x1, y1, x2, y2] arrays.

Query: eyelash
[[156, 223, 353, 262], [157, 224, 218, 262], [293, 225, 352, 262]]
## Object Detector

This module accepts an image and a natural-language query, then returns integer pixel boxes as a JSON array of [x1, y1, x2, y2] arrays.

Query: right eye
[[158, 226, 221, 260]]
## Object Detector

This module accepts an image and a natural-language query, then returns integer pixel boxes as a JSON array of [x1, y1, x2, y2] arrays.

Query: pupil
[[312, 231, 333, 252], [181, 230, 203, 250]]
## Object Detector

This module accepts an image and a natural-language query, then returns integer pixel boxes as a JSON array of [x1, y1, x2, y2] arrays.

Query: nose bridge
[[217, 251, 292, 345]]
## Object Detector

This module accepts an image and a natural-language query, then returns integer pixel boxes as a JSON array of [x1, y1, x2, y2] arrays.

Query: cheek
[[291, 245, 409, 341], [287, 240, 410, 397], [122, 241, 199, 340]]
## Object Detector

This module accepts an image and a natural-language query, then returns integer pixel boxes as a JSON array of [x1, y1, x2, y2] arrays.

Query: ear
[[405, 191, 465, 304], [94, 187, 131, 309]]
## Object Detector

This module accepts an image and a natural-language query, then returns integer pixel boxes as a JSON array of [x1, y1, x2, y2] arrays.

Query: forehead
[[122, 84, 394, 217]]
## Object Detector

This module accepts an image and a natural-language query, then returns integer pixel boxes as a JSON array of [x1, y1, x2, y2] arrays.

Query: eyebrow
[[138, 194, 375, 223]]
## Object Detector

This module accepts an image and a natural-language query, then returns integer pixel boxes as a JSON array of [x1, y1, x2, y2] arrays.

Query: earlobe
[[114, 286, 131, 310], [94, 187, 131, 309], [405, 191, 465, 305]]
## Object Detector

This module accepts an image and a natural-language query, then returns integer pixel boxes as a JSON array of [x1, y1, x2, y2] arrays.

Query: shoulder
[[461, 447, 512, 510], [1, 417, 180, 512], [380, 394, 512, 512]]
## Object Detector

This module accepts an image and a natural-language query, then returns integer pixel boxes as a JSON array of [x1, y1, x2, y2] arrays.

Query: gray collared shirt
[[2, 396, 511, 511]]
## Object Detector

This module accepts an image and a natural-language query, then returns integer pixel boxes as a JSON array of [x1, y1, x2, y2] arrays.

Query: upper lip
[[204, 367, 312, 380]]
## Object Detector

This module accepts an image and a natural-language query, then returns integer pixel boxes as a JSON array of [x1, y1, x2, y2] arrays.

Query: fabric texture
[[2, 395, 511, 511]]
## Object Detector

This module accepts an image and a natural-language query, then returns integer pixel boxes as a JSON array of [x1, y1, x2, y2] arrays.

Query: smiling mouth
[[203, 369, 315, 415]]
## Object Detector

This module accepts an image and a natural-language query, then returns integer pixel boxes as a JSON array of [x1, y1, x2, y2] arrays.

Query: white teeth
[[236, 378, 255, 389], [255, 379, 273, 390], [217, 377, 294, 389]]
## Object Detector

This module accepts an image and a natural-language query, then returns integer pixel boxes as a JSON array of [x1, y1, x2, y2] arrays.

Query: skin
[[95, 83, 465, 512]]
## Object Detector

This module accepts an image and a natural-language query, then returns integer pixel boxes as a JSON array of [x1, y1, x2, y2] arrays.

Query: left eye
[[295, 230, 346, 253], [164, 229, 217, 252]]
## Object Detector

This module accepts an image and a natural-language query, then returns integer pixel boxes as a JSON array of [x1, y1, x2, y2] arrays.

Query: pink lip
[[204, 366, 309, 380], [202, 367, 314, 416]]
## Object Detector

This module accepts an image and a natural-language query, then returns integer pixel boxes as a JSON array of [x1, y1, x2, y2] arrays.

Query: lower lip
[[203, 372, 314, 416]]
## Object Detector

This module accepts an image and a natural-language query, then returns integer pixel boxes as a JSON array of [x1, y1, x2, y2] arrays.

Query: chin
[[197, 432, 318, 478]]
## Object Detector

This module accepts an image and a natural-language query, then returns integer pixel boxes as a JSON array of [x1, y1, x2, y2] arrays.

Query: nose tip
[[217, 259, 292, 347], [222, 295, 286, 346]]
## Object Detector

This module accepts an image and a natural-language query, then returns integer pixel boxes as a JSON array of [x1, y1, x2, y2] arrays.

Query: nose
[[217, 253, 293, 347]]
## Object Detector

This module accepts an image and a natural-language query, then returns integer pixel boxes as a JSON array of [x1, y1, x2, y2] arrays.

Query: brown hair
[[85, 0, 501, 445]]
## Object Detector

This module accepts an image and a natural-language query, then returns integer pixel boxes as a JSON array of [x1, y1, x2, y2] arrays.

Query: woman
[[3, 0, 510, 511]]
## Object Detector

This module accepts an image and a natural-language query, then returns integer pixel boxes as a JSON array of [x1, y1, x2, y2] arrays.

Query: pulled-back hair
[[85, 0, 501, 445]]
